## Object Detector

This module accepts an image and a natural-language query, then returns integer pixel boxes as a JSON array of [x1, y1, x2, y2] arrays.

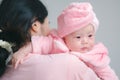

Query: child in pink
[[13, 2, 119, 80]]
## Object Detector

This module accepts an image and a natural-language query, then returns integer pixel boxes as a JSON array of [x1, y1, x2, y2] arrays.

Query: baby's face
[[64, 24, 95, 53]]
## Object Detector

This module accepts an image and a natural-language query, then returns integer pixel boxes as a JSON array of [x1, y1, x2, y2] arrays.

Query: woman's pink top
[[1, 54, 99, 80]]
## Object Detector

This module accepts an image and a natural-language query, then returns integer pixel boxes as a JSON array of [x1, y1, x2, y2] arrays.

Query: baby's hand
[[12, 43, 32, 69], [12, 51, 26, 69]]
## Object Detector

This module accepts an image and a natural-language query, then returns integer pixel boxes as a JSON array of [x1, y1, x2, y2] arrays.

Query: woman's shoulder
[[1, 53, 99, 80]]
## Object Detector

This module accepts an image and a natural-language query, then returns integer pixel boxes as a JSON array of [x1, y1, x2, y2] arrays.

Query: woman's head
[[0, 0, 48, 50], [0, 0, 49, 77]]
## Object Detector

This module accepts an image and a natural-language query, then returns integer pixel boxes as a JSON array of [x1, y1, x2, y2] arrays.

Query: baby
[[12, 2, 119, 80], [56, 2, 118, 80]]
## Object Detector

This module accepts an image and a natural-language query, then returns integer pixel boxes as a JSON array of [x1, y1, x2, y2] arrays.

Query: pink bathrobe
[[0, 38, 100, 80], [70, 43, 119, 80]]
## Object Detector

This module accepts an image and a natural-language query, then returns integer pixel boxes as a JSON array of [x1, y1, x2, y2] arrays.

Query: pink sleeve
[[89, 44, 119, 80], [0, 53, 99, 80], [71, 43, 119, 80], [31, 36, 53, 54], [93, 65, 119, 80], [31, 32, 69, 55], [49, 29, 69, 54], [87, 53, 119, 80]]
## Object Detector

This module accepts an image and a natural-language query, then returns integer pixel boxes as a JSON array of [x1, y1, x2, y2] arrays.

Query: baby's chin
[[79, 48, 91, 53], [71, 48, 91, 53], [79, 50, 88, 53]]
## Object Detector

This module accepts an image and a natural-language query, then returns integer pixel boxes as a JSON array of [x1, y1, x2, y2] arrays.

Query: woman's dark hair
[[0, 47, 9, 77], [0, 0, 48, 77]]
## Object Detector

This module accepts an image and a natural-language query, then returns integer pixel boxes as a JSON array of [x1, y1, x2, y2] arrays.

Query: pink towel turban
[[57, 2, 99, 38]]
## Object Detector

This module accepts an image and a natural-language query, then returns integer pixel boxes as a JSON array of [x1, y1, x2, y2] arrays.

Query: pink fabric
[[30, 32, 118, 80], [31, 30, 69, 54], [0, 47, 100, 80], [57, 2, 99, 38], [1, 30, 118, 80], [31, 35, 53, 54], [31, 31, 118, 80], [70, 43, 119, 80]]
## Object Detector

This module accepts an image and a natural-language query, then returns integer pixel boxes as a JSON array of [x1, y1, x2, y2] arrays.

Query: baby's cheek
[[90, 37, 95, 43], [69, 43, 79, 51]]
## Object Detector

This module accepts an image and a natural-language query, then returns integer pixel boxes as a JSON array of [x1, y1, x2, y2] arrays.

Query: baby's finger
[[11, 58, 16, 67], [14, 59, 20, 69], [20, 59, 24, 64]]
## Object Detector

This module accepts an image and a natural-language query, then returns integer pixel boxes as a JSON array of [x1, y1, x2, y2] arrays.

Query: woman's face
[[30, 17, 50, 36], [41, 17, 50, 36]]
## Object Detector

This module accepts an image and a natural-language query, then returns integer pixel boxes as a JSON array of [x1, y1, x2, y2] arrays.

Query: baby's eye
[[76, 36, 81, 39], [88, 34, 93, 37]]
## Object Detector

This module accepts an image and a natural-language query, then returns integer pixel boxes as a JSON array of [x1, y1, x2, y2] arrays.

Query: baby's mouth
[[81, 47, 88, 51]]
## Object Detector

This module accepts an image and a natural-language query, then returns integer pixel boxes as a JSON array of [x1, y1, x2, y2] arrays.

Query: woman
[[0, 0, 99, 80]]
